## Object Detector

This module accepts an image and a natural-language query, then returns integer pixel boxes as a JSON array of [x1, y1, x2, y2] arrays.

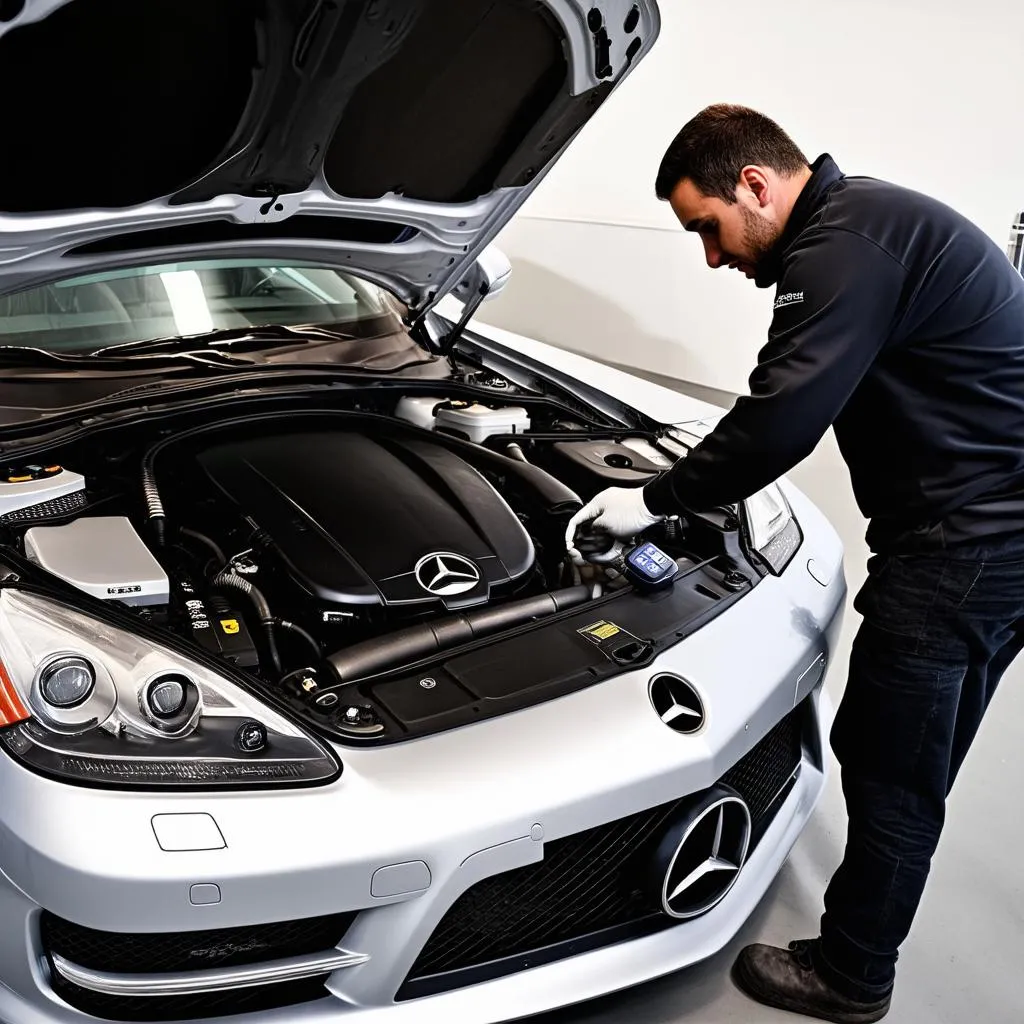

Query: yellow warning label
[[577, 619, 647, 661], [220, 619, 240, 635]]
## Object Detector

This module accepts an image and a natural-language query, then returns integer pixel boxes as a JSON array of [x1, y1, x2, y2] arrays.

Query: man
[[566, 104, 1024, 1022]]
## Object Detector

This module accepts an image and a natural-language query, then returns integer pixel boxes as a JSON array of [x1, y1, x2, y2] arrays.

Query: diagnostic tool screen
[[626, 542, 676, 583]]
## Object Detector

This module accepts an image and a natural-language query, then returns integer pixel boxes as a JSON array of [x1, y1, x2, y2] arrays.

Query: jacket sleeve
[[643, 228, 907, 515]]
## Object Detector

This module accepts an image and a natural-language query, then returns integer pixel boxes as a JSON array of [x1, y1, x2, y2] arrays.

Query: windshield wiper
[[93, 324, 357, 357]]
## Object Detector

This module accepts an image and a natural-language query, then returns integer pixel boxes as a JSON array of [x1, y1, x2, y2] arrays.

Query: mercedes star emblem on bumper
[[653, 789, 752, 919]]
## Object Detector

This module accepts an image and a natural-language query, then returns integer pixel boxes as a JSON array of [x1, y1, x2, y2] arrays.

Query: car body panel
[[0, 480, 845, 1019], [0, 0, 660, 316]]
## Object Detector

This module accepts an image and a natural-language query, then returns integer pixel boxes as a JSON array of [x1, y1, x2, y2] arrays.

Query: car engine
[[0, 392, 748, 744], [195, 428, 537, 612]]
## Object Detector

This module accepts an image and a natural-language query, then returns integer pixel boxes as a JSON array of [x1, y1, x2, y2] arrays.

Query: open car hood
[[0, 0, 659, 316]]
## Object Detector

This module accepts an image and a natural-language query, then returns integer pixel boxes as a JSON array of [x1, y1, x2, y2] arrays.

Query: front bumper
[[0, 482, 846, 1023]]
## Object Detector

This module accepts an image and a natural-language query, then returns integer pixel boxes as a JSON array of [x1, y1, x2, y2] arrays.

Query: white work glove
[[565, 486, 664, 564]]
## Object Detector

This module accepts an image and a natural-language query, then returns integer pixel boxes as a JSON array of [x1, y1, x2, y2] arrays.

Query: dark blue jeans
[[814, 532, 1024, 1002]]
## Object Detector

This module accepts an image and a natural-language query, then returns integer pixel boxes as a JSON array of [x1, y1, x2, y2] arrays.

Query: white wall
[[477, 0, 1024, 395]]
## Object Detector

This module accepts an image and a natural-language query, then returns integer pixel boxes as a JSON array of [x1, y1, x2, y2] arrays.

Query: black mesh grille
[[722, 706, 803, 839], [42, 911, 356, 1021], [0, 490, 87, 525], [408, 800, 681, 983], [42, 911, 355, 973], [403, 706, 804, 990]]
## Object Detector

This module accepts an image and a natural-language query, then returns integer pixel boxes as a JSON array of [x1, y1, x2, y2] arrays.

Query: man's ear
[[738, 166, 772, 208]]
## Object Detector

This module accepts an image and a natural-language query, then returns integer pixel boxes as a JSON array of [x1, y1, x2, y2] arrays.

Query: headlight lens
[[145, 674, 189, 719], [39, 656, 95, 709], [0, 589, 339, 789], [743, 483, 803, 575]]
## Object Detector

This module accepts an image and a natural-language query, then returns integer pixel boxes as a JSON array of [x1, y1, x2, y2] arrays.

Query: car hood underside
[[0, 0, 659, 314]]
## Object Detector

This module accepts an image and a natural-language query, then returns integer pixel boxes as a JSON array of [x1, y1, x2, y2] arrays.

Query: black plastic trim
[[315, 557, 750, 747], [0, 369, 617, 453]]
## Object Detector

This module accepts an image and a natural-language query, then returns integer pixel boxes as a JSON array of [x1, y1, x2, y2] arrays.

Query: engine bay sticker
[[577, 620, 641, 649]]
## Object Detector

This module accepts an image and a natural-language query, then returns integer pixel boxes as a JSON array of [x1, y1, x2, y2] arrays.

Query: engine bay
[[0, 384, 763, 746]]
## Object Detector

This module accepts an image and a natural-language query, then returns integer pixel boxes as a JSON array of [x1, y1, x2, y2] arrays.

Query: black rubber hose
[[328, 584, 591, 684], [213, 570, 271, 619], [274, 619, 321, 663], [141, 450, 166, 546], [213, 570, 282, 676], [263, 623, 283, 676], [180, 528, 227, 569]]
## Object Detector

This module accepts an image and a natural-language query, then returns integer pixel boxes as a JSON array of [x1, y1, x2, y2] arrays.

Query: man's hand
[[565, 486, 664, 563]]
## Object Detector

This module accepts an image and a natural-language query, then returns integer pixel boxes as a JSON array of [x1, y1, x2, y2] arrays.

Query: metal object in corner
[[1007, 211, 1024, 275]]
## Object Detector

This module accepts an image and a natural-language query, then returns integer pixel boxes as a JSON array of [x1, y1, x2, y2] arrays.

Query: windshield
[[0, 260, 406, 353]]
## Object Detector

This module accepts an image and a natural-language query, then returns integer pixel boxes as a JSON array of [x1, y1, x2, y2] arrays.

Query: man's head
[[655, 104, 812, 279]]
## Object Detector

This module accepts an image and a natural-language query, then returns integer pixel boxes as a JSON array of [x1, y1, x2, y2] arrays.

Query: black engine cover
[[197, 430, 535, 611]]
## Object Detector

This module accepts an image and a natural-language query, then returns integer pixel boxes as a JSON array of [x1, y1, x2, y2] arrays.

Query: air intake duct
[[327, 585, 591, 684]]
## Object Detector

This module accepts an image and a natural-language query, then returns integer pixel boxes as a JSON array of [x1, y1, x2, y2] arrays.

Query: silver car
[[0, 1, 845, 1021]]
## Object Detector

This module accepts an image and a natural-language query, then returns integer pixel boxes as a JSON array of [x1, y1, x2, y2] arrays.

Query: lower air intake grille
[[42, 911, 356, 1021], [41, 911, 356, 973], [721, 703, 802, 842], [400, 705, 804, 997]]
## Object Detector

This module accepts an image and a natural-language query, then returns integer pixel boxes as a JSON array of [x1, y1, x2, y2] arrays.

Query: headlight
[[743, 483, 802, 575], [0, 589, 339, 789]]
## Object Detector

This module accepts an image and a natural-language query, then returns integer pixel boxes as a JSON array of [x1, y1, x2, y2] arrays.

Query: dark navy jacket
[[643, 155, 1024, 553]]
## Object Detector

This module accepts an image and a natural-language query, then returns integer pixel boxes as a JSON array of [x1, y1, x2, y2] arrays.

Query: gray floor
[[532, 382, 1024, 1024]]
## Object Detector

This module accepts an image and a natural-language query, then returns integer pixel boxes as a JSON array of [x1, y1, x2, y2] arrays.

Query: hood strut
[[441, 282, 490, 356], [414, 281, 490, 357]]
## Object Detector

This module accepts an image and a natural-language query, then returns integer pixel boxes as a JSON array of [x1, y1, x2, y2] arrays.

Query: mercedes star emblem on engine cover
[[649, 673, 705, 733], [414, 552, 481, 597], [657, 792, 751, 919]]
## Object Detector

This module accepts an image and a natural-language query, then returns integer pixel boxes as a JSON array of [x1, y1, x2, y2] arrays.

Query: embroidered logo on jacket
[[774, 291, 805, 310]]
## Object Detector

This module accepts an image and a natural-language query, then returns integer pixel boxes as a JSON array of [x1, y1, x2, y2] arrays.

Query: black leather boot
[[732, 940, 892, 1023]]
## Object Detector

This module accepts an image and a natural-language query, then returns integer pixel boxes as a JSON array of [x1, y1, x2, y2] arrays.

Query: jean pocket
[[854, 555, 979, 654], [831, 624, 965, 786]]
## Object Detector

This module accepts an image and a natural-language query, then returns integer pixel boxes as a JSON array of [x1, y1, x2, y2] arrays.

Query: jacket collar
[[755, 153, 844, 288]]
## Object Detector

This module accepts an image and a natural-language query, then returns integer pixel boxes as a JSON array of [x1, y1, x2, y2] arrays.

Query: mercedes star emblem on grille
[[649, 673, 705, 733], [659, 794, 751, 919], [414, 552, 481, 597]]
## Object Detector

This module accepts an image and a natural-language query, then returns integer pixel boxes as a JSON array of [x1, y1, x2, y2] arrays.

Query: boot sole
[[732, 956, 891, 1023]]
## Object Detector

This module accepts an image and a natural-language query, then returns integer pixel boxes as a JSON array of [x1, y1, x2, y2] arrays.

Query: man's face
[[668, 175, 781, 279]]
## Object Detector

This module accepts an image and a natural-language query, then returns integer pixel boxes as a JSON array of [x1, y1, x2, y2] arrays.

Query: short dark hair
[[655, 104, 809, 203]]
